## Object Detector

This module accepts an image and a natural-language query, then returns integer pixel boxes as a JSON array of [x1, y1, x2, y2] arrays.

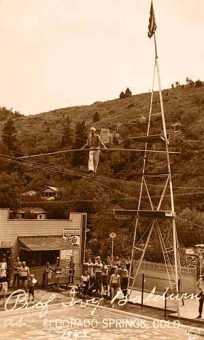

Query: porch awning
[[18, 236, 71, 251]]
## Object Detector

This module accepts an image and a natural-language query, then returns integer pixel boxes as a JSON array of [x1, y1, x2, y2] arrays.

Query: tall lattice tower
[[114, 1, 181, 314]]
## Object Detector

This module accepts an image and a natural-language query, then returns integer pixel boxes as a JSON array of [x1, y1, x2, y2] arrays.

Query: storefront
[[17, 235, 82, 284], [0, 209, 87, 285]]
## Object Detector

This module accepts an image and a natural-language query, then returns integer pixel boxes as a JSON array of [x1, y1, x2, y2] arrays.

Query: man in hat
[[68, 256, 75, 285], [81, 127, 107, 173]]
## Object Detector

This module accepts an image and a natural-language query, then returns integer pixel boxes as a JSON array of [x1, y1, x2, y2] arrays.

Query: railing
[[133, 260, 197, 276], [134, 273, 188, 318]]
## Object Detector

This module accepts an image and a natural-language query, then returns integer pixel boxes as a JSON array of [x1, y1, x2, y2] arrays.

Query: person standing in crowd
[[101, 261, 109, 295], [87, 272, 96, 297], [13, 256, 21, 289], [125, 256, 131, 272], [106, 256, 112, 284], [81, 127, 107, 174], [94, 257, 103, 294], [115, 256, 121, 268], [19, 261, 30, 293], [120, 264, 129, 297], [109, 257, 118, 277], [44, 262, 53, 288], [80, 270, 90, 297], [106, 256, 112, 266], [109, 268, 121, 301], [28, 273, 37, 301], [83, 258, 94, 277], [0, 256, 8, 299], [68, 256, 75, 285], [196, 274, 204, 319]]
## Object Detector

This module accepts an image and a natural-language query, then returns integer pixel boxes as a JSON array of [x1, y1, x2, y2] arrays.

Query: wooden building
[[40, 186, 59, 200], [0, 209, 87, 285], [16, 207, 47, 220]]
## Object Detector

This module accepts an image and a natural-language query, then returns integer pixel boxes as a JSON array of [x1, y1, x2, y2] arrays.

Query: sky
[[0, 0, 203, 115]]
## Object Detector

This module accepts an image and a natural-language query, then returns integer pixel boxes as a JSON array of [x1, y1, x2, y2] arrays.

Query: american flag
[[148, 1, 157, 38]]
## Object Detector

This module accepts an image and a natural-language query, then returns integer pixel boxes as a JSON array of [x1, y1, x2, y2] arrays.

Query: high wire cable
[[1, 154, 203, 231], [6, 157, 204, 199], [0, 153, 202, 200], [16, 147, 180, 159], [95, 176, 204, 190], [0, 153, 142, 202], [176, 217, 204, 229]]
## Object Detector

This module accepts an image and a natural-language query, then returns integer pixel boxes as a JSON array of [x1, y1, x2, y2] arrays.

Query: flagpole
[[153, 33, 167, 139], [153, 33, 158, 59], [150, 1, 180, 319], [155, 49, 180, 318]]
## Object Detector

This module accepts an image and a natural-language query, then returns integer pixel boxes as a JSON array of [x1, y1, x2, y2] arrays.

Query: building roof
[[18, 236, 72, 251], [17, 207, 47, 214], [21, 190, 37, 196], [41, 186, 59, 192]]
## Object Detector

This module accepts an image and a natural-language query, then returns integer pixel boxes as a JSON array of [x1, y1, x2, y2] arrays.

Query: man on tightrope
[[81, 127, 107, 174]]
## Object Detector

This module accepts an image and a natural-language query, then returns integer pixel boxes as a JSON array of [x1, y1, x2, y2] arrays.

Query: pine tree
[[195, 80, 202, 87], [93, 111, 100, 122], [185, 77, 190, 84], [119, 91, 125, 99], [72, 120, 87, 166], [60, 116, 73, 148], [2, 118, 17, 153], [125, 87, 132, 97]]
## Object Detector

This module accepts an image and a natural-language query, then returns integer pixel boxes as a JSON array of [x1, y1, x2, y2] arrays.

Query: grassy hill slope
[[11, 86, 202, 152]]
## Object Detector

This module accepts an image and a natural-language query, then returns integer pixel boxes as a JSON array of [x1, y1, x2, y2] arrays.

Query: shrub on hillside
[[180, 109, 199, 126], [61, 116, 73, 148], [93, 111, 100, 122], [2, 118, 17, 153], [109, 109, 115, 114], [195, 80, 203, 87], [125, 88, 132, 97], [127, 103, 135, 109], [119, 91, 125, 99], [177, 208, 204, 247], [191, 94, 204, 105], [119, 88, 132, 99], [184, 123, 204, 139]]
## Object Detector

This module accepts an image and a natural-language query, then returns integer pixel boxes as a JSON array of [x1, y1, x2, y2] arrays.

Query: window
[[19, 250, 60, 266]]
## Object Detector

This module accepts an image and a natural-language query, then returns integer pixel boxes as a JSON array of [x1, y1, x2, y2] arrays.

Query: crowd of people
[[1, 253, 203, 318], [78, 256, 131, 300], [1, 254, 131, 302], [0, 255, 37, 301]]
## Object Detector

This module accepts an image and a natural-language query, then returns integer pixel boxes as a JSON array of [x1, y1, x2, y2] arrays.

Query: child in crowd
[[28, 274, 37, 301]]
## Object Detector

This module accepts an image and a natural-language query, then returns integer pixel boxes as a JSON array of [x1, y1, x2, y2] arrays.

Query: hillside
[[2, 85, 201, 154], [0, 83, 204, 180], [0, 84, 204, 190], [0, 84, 203, 258]]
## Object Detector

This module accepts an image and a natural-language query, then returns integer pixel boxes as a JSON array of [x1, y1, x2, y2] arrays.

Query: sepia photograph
[[0, 0, 203, 339]]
